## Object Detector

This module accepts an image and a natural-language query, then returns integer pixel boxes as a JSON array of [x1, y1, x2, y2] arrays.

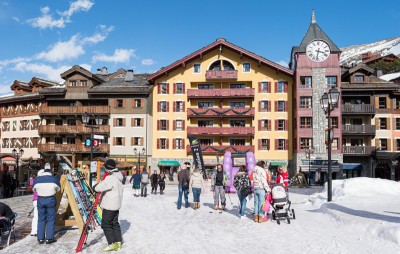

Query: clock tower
[[290, 10, 343, 181]]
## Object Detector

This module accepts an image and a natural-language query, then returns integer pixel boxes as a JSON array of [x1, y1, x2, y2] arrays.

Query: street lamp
[[306, 147, 314, 185], [133, 147, 146, 172], [12, 148, 24, 183], [320, 87, 340, 202], [82, 112, 102, 188]]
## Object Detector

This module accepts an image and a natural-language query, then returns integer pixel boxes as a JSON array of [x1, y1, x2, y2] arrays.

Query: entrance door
[[375, 164, 391, 180]]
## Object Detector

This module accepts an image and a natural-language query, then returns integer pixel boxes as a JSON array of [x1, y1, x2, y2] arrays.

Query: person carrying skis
[[33, 163, 61, 244], [93, 159, 124, 252], [211, 164, 229, 210], [158, 171, 166, 194], [140, 168, 149, 197], [151, 170, 159, 194], [130, 167, 141, 197]]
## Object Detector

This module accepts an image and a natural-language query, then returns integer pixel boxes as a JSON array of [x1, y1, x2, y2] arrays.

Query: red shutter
[[173, 120, 176, 131], [113, 137, 116, 146], [275, 139, 278, 150], [131, 137, 134, 146], [157, 102, 161, 112], [173, 83, 176, 94], [157, 139, 160, 149], [182, 139, 185, 149], [268, 101, 271, 112], [268, 82, 271, 93], [182, 120, 185, 130], [122, 137, 125, 146], [166, 83, 170, 94], [275, 101, 278, 112], [285, 82, 288, 93], [258, 82, 261, 92], [166, 139, 169, 149], [284, 101, 288, 112], [258, 101, 261, 111], [157, 83, 161, 94], [258, 139, 262, 150], [157, 120, 160, 130], [173, 138, 176, 149], [113, 119, 117, 127], [122, 118, 126, 127], [131, 118, 134, 127], [275, 82, 278, 93], [173, 101, 176, 112], [182, 83, 186, 94], [166, 102, 169, 112], [140, 137, 144, 146], [166, 120, 169, 131], [182, 101, 185, 112], [275, 120, 278, 130], [141, 99, 144, 108], [285, 139, 289, 150], [267, 120, 271, 131], [267, 139, 270, 150], [258, 120, 261, 131], [285, 120, 288, 130], [140, 118, 144, 127]]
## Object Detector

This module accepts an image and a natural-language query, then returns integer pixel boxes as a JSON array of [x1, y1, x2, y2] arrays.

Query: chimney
[[125, 70, 134, 82], [375, 67, 383, 77], [96, 68, 102, 74], [101, 67, 108, 75]]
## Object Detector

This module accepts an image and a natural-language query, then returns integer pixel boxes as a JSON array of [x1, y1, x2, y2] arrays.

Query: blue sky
[[0, 0, 399, 95]]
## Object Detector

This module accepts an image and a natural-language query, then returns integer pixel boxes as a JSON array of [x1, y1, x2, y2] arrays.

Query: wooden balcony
[[187, 126, 254, 136], [341, 104, 375, 114], [39, 106, 110, 115], [38, 125, 110, 134], [342, 125, 375, 135], [187, 88, 254, 98], [38, 143, 110, 154], [205, 70, 238, 80], [343, 146, 375, 155], [187, 107, 255, 118], [187, 145, 254, 155]]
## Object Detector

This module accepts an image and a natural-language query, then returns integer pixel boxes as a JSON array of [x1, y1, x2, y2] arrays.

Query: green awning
[[270, 162, 286, 166], [158, 160, 180, 167]]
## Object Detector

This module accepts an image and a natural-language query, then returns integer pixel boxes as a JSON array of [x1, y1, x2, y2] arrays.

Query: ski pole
[[227, 192, 233, 205], [28, 207, 34, 217]]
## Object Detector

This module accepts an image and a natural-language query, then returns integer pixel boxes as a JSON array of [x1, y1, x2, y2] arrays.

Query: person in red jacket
[[276, 165, 289, 190]]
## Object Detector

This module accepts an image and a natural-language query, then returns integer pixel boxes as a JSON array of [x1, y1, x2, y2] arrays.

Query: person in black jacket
[[151, 170, 159, 194], [3, 170, 12, 198], [158, 171, 166, 194]]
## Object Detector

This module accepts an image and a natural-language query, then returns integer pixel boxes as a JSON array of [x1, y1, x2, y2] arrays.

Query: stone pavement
[[0, 194, 34, 250]]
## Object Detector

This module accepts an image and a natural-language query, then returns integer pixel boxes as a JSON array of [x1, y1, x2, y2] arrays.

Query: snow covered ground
[[3, 178, 400, 254]]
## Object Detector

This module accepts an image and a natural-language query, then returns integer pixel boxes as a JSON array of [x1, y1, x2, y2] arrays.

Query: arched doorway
[[375, 164, 391, 180]]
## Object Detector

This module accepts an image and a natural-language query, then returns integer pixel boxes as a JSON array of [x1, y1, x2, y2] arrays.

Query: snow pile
[[308, 177, 400, 245], [380, 72, 400, 82], [340, 36, 400, 67]]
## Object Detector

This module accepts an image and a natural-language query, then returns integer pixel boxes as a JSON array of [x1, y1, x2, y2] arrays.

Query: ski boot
[[101, 243, 118, 252]]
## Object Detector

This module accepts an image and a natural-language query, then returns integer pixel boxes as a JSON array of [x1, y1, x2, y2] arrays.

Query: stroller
[[270, 184, 295, 225]]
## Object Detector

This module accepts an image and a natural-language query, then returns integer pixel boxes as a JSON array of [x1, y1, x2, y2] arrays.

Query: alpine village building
[[1, 11, 399, 185]]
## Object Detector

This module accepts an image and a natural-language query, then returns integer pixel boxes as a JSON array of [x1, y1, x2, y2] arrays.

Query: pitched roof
[[60, 65, 105, 83], [147, 38, 293, 83], [341, 64, 375, 79], [88, 73, 152, 94], [28, 77, 60, 87], [380, 72, 400, 82], [0, 92, 41, 103], [10, 80, 31, 91]]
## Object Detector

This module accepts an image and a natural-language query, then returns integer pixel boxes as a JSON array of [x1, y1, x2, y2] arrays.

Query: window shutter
[[387, 97, 391, 109], [166, 102, 169, 112], [173, 101, 176, 112], [275, 82, 278, 93], [267, 139, 270, 150], [122, 137, 125, 146], [182, 120, 185, 130], [388, 139, 392, 151], [275, 139, 278, 150], [258, 120, 261, 131], [113, 118, 117, 127], [114, 99, 117, 107], [157, 120, 160, 130], [131, 118, 134, 127], [268, 120, 271, 131], [375, 118, 379, 129], [166, 139, 169, 149], [182, 101, 185, 112], [140, 118, 144, 127], [173, 120, 176, 131], [275, 120, 278, 130], [387, 117, 391, 130], [258, 139, 262, 150], [284, 101, 288, 112], [182, 139, 185, 149], [182, 83, 186, 94], [375, 97, 379, 109], [258, 82, 261, 93], [157, 139, 160, 149], [166, 120, 169, 131], [140, 137, 144, 146], [267, 82, 271, 93], [275, 101, 278, 112], [173, 83, 176, 94], [157, 102, 161, 112], [285, 139, 289, 150], [172, 138, 176, 149], [258, 101, 261, 111], [131, 137, 134, 146], [166, 83, 170, 94], [268, 101, 271, 112], [284, 81, 288, 93], [141, 99, 144, 108], [122, 118, 126, 127], [113, 137, 116, 146], [157, 83, 161, 94], [285, 120, 288, 130]]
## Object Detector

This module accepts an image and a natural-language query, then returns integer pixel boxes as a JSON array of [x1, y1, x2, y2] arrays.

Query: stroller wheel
[[272, 211, 276, 220], [292, 209, 296, 220], [287, 218, 291, 224], [277, 219, 280, 225]]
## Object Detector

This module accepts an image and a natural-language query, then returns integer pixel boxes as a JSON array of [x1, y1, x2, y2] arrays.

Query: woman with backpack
[[189, 168, 205, 209], [233, 165, 251, 219], [140, 168, 149, 197]]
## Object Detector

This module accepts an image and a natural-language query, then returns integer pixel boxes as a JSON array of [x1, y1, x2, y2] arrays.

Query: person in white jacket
[[93, 159, 124, 252], [189, 168, 205, 209], [250, 160, 270, 223]]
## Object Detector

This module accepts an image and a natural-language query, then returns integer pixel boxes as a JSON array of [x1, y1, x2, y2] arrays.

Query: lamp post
[[82, 112, 102, 188], [134, 147, 146, 172], [306, 147, 314, 185], [12, 148, 24, 183], [320, 87, 340, 202]]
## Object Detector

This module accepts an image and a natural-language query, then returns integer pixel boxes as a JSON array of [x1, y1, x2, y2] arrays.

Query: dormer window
[[70, 80, 77, 87], [80, 80, 88, 86], [354, 75, 364, 82], [209, 60, 235, 71]]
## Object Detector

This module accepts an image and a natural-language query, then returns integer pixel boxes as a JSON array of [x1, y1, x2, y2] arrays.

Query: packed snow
[[3, 178, 400, 254]]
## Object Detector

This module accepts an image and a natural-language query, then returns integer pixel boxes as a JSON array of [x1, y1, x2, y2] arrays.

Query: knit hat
[[45, 163, 51, 170], [104, 159, 116, 170]]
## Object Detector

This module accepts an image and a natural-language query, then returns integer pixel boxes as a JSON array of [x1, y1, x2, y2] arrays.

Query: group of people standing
[[129, 167, 166, 197]]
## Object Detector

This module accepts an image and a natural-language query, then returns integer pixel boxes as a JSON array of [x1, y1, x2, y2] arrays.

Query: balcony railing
[[205, 70, 238, 80], [39, 106, 110, 115], [38, 143, 110, 153], [187, 107, 255, 118], [187, 126, 254, 136], [187, 88, 254, 98], [341, 104, 375, 114], [343, 146, 375, 155], [187, 145, 254, 154], [38, 125, 110, 134], [342, 125, 375, 135]]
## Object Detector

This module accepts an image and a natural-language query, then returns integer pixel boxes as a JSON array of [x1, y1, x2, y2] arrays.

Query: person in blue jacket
[[129, 167, 141, 197], [33, 163, 60, 244]]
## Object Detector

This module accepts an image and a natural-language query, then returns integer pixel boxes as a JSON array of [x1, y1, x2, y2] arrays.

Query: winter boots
[[214, 205, 218, 210], [101, 242, 122, 252], [254, 214, 259, 222], [258, 216, 267, 223], [193, 202, 201, 209]]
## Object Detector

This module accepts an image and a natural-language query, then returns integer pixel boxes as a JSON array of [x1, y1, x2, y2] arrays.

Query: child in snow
[[93, 159, 124, 252], [276, 165, 289, 191], [190, 168, 205, 209]]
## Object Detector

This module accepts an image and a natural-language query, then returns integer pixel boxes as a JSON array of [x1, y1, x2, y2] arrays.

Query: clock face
[[306, 40, 330, 62]]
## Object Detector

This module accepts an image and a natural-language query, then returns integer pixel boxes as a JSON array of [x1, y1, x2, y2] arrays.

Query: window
[[300, 117, 312, 128], [198, 120, 213, 127], [378, 97, 387, 109], [276, 101, 286, 112], [396, 118, 400, 130], [354, 75, 364, 82], [332, 138, 339, 150], [160, 138, 167, 149], [133, 137, 142, 146], [300, 76, 312, 88], [230, 120, 246, 127], [331, 117, 338, 129], [277, 119, 286, 131], [193, 63, 201, 73], [380, 139, 388, 150], [396, 139, 400, 151], [176, 120, 183, 131], [199, 139, 213, 145], [260, 139, 270, 150], [260, 82, 270, 92], [116, 99, 124, 108], [175, 101, 184, 112], [394, 98, 400, 109], [160, 101, 168, 112], [67, 119, 76, 126], [260, 101, 270, 112], [277, 139, 287, 150], [300, 138, 313, 150], [134, 99, 142, 108], [209, 60, 234, 70], [69, 80, 77, 87], [277, 81, 286, 93], [80, 80, 88, 86], [198, 84, 214, 89], [175, 138, 184, 149], [260, 119, 271, 130], [116, 118, 124, 127], [160, 120, 167, 131], [116, 137, 123, 146], [229, 102, 246, 108], [55, 137, 63, 144], [175, 83, 184, 94], [230, 84, 246, 89], [133, 118, 142, 127], [300, 97, 312, 108], [198, 102, 214, 108], [243, 63, 250, 72], [326, 76, 337, 88], [160, 83, 168, 94], [54, 119, 63, 125], [66, 137, 75, 144], [379, 118, 387, 129], [230, 139, 245, 146]]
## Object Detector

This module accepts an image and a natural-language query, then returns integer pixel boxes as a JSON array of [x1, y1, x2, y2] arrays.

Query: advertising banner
[[188, 136, 206, 179]]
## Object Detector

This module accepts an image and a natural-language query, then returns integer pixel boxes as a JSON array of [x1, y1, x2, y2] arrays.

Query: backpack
[[182, 172, 190, 190]]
